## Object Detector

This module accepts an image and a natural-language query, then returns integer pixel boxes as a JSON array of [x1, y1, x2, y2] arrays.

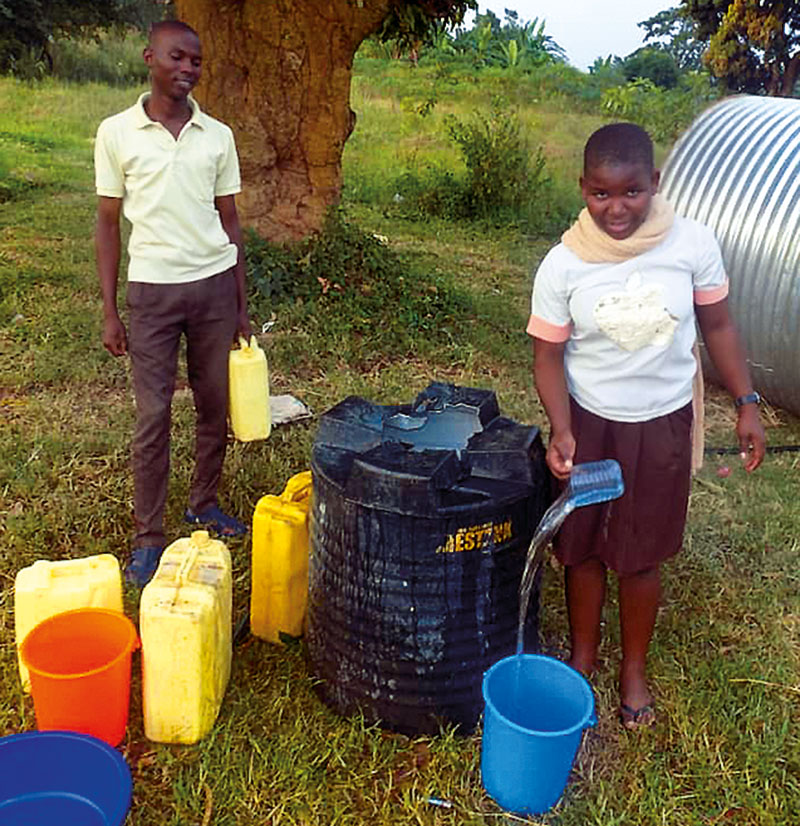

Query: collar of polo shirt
[[133, 92, 206, 131]]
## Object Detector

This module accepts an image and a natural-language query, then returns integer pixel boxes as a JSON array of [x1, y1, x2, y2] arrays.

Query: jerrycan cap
[[190, 530, 211, 547]]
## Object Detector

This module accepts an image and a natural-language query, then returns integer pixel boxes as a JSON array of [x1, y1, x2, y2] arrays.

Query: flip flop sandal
[[619, 702, 656, 730], [184, 505, 248, 537]]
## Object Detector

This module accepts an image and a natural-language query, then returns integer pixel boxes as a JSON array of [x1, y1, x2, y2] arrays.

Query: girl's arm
[[695, 298, 765, 472], [533, 337, 575, 479]]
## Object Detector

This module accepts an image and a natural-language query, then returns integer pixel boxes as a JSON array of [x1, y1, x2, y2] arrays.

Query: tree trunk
[[175, 0, 391, 242], [780, 51, 800, 97]]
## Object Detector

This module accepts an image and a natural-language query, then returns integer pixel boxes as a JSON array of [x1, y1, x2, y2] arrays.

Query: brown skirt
[[553, 398, 693, 576]]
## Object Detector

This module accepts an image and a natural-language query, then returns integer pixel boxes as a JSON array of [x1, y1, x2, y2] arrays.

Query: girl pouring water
[[528, 122, 765, 729]]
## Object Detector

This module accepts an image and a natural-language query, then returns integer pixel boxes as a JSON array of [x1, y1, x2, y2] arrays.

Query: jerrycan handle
[[237, 335, 260, 352], [280, 471, 312, 504], [43, 558, 85, 577], [176, 531, 210, 585]]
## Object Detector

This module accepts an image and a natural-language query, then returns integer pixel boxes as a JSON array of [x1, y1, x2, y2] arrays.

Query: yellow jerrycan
[[139, 531, 232, 744], [14, 554, 123, 692], [228, 335, 271, 442], [251, 471, 313, 643]]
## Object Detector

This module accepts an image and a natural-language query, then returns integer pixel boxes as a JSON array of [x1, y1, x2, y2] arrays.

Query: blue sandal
[[184, 505, 248, 537], [125, 546, 164, 587]]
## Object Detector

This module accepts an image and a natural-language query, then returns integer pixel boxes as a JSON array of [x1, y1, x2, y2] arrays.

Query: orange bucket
[[20, 608, 138, 746]]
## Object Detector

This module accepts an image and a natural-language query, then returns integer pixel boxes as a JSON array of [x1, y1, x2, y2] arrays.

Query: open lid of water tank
[[382, 382, 498, 455], [312, 383, 543, 516]]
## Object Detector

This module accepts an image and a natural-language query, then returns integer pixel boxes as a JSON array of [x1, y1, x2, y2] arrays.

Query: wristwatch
[[734, 391, 761, 408]]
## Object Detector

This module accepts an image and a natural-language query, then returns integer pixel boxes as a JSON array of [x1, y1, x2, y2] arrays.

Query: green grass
[[1, 70, 798, 826]]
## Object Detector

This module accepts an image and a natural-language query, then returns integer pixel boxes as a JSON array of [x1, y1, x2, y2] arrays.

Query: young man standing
[[95, 20, 251, 586]]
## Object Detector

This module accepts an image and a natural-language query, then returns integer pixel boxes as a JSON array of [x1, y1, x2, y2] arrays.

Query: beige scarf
[[561, 194, 705, 472]]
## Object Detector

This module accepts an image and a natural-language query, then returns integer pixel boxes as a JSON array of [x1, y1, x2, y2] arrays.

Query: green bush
[[601, 72, 720, 143], [389, 100, 573, 233], [0, 160, 36, 202], [245, 210, 473, 359], [0, 133, 54, 202], [2, 31, 149, 85], [246, 210, 403, 302], [622, 47, 680, 89], [0, 48, 50, 81], [446, 101, 543, 215], [49, 31, 148, 85], [523, 61, 609, 107], [393, 166, 467, 219]]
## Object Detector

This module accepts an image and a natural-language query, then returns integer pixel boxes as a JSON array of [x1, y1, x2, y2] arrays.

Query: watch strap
[[734, 391, 761, 408]]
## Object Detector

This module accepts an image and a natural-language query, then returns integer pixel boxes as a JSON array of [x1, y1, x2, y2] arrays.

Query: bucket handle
[[281, 471, 312, 504]]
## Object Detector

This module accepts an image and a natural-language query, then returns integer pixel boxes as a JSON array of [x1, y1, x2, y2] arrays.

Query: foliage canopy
[[639, 6, 707, 71], [682, 0, 800, 94], [0, 0, 159, 72], [376, 0, 476, 51], [622, 47, 681, 88], [451, 9, 566, 67]]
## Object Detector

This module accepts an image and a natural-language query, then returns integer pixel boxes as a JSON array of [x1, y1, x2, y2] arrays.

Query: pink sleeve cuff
[[694, 280, 729, 305], [526, 315, 572, 342]]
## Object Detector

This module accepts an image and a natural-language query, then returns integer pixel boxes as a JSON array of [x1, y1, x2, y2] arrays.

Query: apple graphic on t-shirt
[[593, 271, 678, 351]]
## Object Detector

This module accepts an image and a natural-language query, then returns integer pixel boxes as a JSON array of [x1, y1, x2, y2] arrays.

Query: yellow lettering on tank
[[436, 518, 515, 553]]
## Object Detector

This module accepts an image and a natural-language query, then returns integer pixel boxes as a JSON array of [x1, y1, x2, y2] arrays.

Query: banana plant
[[499, 38, 519, 68], [474, 19, 493, 62], [518, 17, 566, 65]]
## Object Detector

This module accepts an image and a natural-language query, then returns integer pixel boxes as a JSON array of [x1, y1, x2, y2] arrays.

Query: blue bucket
[[481, 654, 596, 815], [0, 731, 132, 825]]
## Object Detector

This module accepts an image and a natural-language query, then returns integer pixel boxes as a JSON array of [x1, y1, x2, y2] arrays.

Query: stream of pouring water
[[512, 490, 580, 710], [516, 494, 573, 657], [513, 459, 624, 707], [517, 460, 624, 656]]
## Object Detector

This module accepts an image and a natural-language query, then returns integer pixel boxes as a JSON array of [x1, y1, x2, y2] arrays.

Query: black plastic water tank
[[307, 383, 550, 735]]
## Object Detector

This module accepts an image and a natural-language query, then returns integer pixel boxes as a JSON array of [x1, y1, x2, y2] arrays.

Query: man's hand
[[96, 196, 124, 355], [236, 309, 252, 342], [215, 194, 252, 345], [102, 312, 128, 356]]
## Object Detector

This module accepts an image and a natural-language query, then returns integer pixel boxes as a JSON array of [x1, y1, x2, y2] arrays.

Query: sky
[[466, 1, 673, 71]]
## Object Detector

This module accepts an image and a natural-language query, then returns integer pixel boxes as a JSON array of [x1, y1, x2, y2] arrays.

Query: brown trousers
[[126, 269, 237, 548]]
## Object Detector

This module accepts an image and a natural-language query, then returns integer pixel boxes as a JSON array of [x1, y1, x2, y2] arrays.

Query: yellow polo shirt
[[94, 93, 240, 284]]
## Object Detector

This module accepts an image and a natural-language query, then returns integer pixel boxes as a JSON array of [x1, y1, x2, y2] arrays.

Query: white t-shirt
[[95, 93, 240, 284], [527, 216, 729, 422]]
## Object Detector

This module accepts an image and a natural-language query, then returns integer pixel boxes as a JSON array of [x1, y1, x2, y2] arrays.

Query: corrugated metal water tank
[[661, 94, 800, 414], [307, 383, 549, 735]]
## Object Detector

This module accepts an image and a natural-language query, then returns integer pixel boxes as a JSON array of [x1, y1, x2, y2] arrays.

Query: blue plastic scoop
[[560, 459, 624, 512], [517, 459, 624, 654]]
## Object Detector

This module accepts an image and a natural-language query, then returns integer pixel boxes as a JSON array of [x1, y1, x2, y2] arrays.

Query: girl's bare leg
[[564, 557, 607, 676], [618, 565, 660, 723]]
